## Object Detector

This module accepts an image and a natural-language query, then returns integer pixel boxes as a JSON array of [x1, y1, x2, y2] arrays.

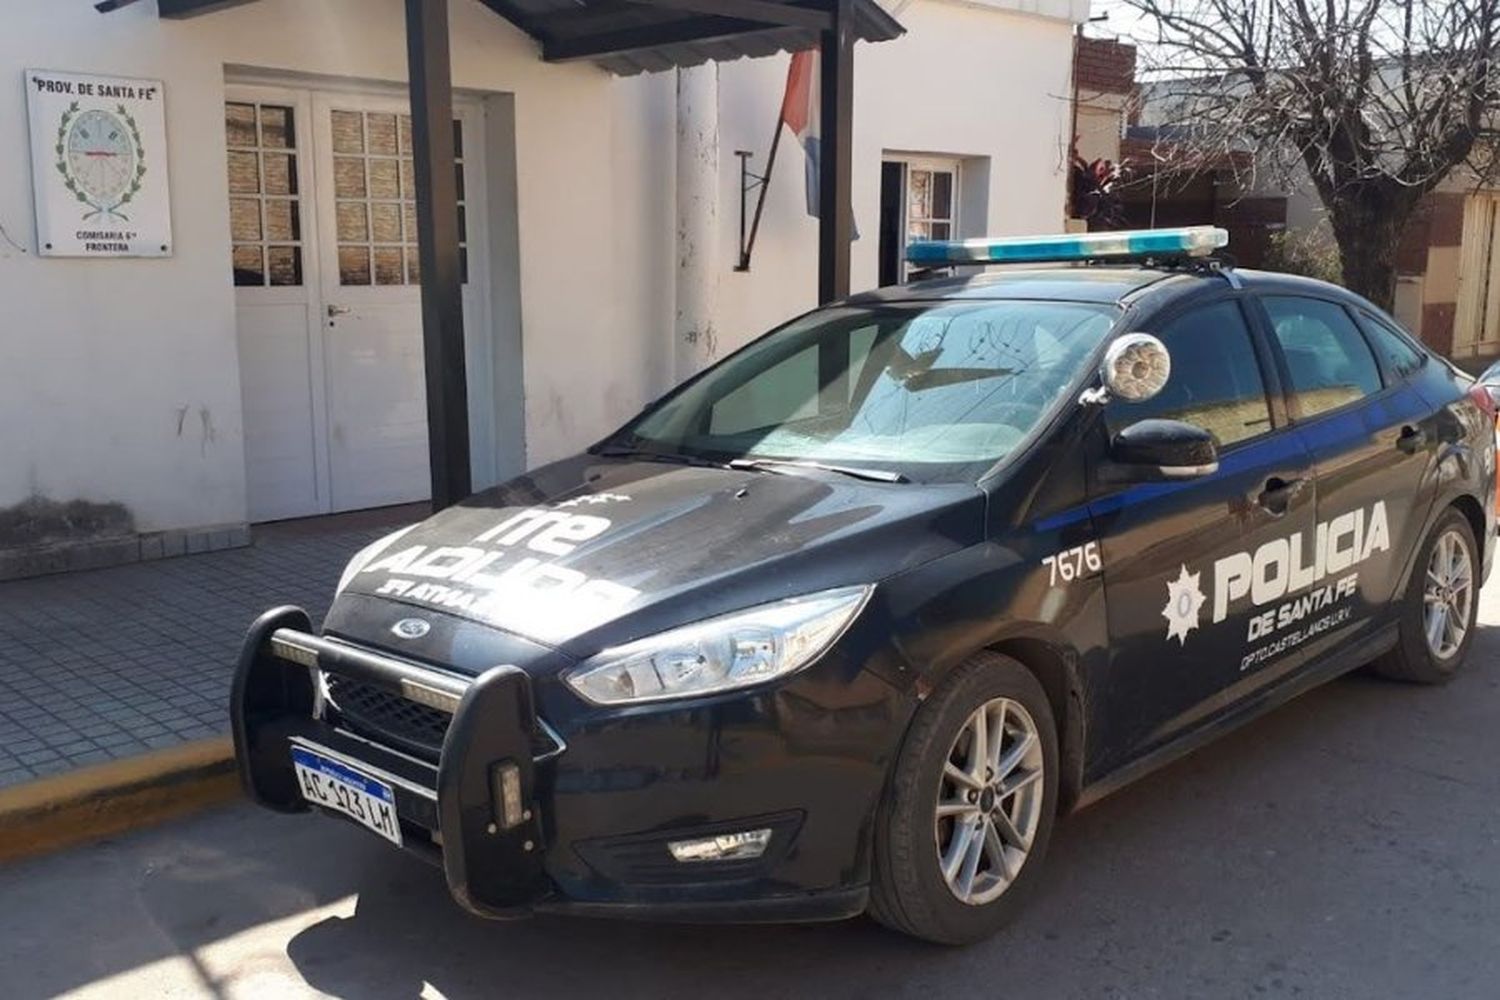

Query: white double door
[[230, 83, 487, 521]]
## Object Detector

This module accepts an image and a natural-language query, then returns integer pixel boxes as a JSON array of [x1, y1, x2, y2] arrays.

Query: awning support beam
[[405, 0, 472, 510], [817, 0, 854, 303]]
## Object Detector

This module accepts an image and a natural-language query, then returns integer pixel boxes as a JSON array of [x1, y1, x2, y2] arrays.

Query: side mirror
[[1109, 418, 1219, 480]]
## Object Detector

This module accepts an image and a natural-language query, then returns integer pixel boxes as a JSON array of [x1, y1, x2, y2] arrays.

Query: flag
[[779, 50, 857, 236], [780, 50, 821, 217]]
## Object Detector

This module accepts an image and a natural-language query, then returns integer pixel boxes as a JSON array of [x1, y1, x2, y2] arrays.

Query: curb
[[0, 737, 241, 865]]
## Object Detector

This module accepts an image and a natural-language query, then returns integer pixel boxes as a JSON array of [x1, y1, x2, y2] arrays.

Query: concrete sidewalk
[[0, 505, 423, 791]]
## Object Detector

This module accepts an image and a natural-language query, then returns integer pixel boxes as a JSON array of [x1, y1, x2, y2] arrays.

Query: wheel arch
[[1394, 491, 1488, 601], [985, 635, 1087, 814], [1449, 493, 1486, 555]]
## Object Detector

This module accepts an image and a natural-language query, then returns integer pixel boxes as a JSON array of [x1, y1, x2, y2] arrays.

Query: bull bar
[[229, 605, 551, 918]]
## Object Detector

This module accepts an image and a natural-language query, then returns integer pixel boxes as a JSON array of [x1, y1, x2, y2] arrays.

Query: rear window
[[1358, 311, 1426, 381], [1263, 296, 1382, 418]]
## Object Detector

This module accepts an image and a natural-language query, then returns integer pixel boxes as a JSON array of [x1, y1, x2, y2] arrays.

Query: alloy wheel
[[1423, 528, 1474, 660], [934, 696, 1045, 905]]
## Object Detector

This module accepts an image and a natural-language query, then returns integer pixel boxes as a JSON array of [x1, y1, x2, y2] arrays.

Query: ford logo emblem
[[391, 618, 431, 639]]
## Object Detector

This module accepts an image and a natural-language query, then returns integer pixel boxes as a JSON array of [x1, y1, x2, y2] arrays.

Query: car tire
[[869, 651, 1059, 945], [1371, 507, 1480, 685]]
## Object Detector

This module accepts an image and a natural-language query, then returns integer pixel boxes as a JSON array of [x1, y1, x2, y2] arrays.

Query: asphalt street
[[4, 585, 1499, 999]]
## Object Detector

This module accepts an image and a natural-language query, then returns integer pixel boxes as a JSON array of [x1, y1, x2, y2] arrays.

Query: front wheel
[[1371, 507, 1479, 684], [869, 652, 1059, 945]]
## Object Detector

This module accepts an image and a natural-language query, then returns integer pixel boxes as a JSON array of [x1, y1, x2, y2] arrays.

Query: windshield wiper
[[729, 458, 908, 483], [593, 445, 729, 469]]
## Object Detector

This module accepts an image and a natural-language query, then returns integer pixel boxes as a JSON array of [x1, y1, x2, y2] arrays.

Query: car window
[[1105, 300, 1272, 448], [710, 344, 821, 435], [1263, 296, 1383, 418], [1358, 311, 1425, 381], [622, 300, 1118, 483]]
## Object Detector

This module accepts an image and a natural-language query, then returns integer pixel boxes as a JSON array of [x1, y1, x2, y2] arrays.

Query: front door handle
[[1396, 424, 1427, 454], [327, 303, 352, 318], [1257, 476, 1305, 515]]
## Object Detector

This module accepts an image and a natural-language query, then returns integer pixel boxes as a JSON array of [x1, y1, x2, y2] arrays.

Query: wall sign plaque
[[25, 69, 173, 257]]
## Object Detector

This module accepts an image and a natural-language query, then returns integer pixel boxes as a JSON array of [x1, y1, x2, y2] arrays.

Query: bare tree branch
[[1119, 0, 1500, 305]]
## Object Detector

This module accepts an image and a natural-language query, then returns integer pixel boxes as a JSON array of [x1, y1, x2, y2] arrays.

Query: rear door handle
[[1396, 424, 1427, 454], [1257, 476, 1305, 515]]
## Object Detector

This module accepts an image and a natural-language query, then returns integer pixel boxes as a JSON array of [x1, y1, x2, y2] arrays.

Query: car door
[[1086, 296, 1318, 776], [1255, 294, 1439, 644]]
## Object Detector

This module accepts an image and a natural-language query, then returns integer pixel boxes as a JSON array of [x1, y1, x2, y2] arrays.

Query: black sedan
[[231, 227, 1495, 944]]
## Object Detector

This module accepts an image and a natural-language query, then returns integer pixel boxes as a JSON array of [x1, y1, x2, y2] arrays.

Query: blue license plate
[[291, 746, 402, 846]]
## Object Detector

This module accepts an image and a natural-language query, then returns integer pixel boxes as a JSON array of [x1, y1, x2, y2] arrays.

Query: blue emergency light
[[905, 225, 1229, 266]]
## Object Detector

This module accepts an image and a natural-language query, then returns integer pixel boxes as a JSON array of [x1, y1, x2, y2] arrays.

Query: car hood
[[335, 453, 983, 656]]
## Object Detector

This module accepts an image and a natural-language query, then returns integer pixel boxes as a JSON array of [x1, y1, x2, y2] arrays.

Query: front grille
[[324, 674, 562, 763], [326, 674, 449, 760]]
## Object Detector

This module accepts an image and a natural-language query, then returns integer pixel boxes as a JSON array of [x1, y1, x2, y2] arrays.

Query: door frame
[[226, 75, 493, 517], [227, 81, 335, 517]]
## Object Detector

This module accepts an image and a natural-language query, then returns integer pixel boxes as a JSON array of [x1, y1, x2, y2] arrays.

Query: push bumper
[[231, 605, 547, 918]]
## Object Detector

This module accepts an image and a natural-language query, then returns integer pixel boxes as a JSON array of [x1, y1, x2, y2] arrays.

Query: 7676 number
[[1042, 541, 1101, 586]]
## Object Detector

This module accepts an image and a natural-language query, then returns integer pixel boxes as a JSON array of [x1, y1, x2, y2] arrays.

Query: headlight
[[564, 585, 871, 706], [335, 524, 417, 597]]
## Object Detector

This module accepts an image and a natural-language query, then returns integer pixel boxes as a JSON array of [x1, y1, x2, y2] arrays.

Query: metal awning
[[477, 0, 903, 75], [143, 0, 902, 76]]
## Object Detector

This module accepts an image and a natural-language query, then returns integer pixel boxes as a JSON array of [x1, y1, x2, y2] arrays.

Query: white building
[[0, 0, 1084, 571]]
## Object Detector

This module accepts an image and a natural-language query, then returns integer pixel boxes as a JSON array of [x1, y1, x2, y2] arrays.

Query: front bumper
[[230, 606, 891, 923], [231, 606, 548, 917]]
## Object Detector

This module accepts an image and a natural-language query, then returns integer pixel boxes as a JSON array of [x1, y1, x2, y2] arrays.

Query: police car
[[232, 226, 1495, 945]]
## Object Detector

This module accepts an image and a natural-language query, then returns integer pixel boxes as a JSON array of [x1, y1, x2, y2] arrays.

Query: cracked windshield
[[622, 300, 1118, 482]]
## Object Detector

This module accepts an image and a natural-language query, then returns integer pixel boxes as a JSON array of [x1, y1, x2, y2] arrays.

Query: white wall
[[711, 0, 1079, 356], [0, 0, 1076, 538], [0, 0, 251, 531], [0, 0, 673, 531]]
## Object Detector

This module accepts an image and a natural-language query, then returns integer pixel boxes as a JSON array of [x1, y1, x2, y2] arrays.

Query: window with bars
[[226, 102, 304, 287], [330, 109, 468, 287]]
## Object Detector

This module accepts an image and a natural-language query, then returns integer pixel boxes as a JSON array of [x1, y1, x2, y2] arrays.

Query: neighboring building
[[1133, 60, 1500, 365], [1071, 34, 1133, 168], [1069, 36, 1286, 267], [0, 0, 1086, 573]]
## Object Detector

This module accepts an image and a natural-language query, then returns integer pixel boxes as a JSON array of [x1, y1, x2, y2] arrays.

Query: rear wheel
[[869, 652, 1059, 945], [1371, 508, 1479, 684]]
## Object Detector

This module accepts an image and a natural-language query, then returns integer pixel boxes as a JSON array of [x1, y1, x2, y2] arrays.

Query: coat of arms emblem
[[55, 102, 146, 221]]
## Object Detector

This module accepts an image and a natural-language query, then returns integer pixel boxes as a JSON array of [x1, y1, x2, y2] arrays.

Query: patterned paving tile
[[0, 504, 425, 789]]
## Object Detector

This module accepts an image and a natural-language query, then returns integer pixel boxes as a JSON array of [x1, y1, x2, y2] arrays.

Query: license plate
[[291, 746, 403, 847]]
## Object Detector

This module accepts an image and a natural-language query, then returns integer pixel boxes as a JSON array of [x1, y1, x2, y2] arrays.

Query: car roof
[[844, 264, 1369, 311]]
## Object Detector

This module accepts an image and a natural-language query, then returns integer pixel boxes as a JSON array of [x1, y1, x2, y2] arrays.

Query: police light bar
[[905, 226, 1229, 266]]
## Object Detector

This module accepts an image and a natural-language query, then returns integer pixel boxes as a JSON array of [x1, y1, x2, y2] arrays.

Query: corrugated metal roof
[[487, 0, 905, 75]]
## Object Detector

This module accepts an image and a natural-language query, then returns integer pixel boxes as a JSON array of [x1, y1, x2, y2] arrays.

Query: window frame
[[881, 154, 962, 283], [1249, 292, 1394, 424], [225, 98, 307, 289], [1106, 293, 1287, 457]]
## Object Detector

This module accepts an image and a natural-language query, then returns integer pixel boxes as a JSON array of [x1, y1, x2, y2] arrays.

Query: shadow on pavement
[[276, 664, 1500, 1000], [5, 635, 1500, 998]]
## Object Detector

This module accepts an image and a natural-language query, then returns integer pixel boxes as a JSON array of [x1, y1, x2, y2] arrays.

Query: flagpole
[[738, 116, 785, 271]]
